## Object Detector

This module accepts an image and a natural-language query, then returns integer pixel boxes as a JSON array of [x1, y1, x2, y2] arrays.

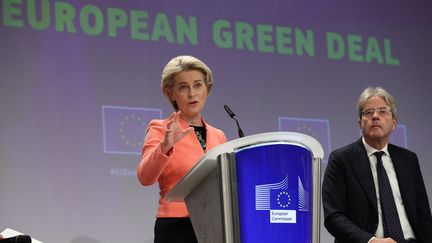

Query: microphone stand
[[224, 105, 245, 138]]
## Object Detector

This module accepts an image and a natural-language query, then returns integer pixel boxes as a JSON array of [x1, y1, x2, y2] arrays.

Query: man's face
[[359, 96, 397, 144]]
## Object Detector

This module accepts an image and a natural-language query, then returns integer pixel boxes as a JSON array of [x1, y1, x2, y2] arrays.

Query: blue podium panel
[[235, 143, 313, 243]]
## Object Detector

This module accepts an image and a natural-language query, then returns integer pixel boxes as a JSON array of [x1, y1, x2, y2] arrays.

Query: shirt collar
[[362, 136, 389, 157]]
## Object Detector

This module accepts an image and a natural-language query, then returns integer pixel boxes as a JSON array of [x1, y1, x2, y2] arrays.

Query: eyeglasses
[[361, 107, 393, 118]]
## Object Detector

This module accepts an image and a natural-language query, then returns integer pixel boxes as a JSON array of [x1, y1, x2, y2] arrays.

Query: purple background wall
[[1, 0, 431, 242]]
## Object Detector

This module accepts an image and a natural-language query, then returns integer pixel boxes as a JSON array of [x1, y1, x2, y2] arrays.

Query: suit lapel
[[350, 139, 378, 211], [387, 145, 407, 188], [179, 117, 205, 155], [388, 145, 415, 221]]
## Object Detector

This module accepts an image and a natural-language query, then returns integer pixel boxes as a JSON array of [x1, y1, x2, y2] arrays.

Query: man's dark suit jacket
[[0, 235, 31, 243], [322, 138, 432, 243]]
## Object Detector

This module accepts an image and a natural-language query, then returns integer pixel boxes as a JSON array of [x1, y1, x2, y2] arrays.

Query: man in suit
[[322, 87, 432, 243], [0, 235, 31, 243]]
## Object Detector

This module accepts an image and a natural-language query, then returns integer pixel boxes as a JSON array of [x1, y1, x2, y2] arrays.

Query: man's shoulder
[[331, 139, 363, 156], [388, 143, 417, 157]]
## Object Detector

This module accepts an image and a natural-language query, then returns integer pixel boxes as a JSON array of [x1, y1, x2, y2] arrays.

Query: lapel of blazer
[[350, 139, 378, 211], [387, 144, 407, 187], [387, 144, 415, 219], [179, 117, 206, 154]]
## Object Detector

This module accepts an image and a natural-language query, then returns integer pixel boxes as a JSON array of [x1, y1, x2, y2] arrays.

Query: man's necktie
[[374, 151, 406, 242]]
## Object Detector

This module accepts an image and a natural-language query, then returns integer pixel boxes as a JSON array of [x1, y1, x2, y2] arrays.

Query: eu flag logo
[[279, 117, 331, 162], [271, 189, 295, 210], [389, 124, 408, 148], [102, 106, 162, 155]]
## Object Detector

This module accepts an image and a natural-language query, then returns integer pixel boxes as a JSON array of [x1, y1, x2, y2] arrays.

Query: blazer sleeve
[[322, 149, 375, 243], [411, 153, 432, 241], [136, 119, 171, 186]]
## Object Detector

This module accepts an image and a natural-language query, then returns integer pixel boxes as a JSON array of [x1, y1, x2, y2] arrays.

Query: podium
[[166, 132, 324, 243]]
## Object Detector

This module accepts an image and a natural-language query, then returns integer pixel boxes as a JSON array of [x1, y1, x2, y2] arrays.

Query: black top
[[191, 125, 206, 150]]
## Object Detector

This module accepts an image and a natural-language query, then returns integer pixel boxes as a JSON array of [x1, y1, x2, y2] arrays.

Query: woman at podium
[[137, 55, 227, 243]]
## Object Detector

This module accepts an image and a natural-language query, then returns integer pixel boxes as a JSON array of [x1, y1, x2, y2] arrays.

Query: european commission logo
[[256, 175, 309, 223], [102, 106, 162, 155], [279, 117, 331, 162]]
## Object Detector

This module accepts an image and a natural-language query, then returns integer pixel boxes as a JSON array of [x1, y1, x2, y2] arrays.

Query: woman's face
[[169, 70, 208, 120]]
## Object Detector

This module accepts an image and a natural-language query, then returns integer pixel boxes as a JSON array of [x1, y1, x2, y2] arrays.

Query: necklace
[[192, 126, 206, 150]]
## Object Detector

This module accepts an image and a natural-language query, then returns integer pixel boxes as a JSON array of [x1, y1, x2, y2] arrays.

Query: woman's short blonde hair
[[161, 55, 214, 110]]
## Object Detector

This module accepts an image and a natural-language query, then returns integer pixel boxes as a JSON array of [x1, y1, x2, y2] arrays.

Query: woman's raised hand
[[161, 111, 194, 154]]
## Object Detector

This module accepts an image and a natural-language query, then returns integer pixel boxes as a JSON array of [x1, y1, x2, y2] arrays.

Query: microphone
[[224, 105, 244, 138]]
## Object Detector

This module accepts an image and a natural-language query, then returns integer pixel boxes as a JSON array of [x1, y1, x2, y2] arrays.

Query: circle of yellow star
[[119, 114, 145, 148], [277, 191, 291, 208]]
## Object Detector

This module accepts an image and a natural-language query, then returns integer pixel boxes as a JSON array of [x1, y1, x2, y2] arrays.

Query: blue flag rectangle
[[279, 117, 331, 162], [102, 106, 162, 155], [389, 124, 408, 148]]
